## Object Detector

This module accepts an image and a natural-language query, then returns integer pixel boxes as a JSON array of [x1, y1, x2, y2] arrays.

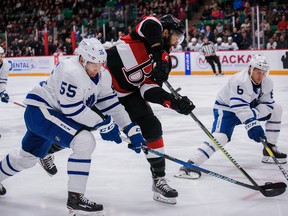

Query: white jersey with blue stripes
[[214, 69, 274, 123], [23, 56, 131, 128], [0, 59, 10, 93]]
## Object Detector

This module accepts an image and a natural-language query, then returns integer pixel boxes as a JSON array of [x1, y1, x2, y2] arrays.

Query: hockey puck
[[265, 182, 272, 185]]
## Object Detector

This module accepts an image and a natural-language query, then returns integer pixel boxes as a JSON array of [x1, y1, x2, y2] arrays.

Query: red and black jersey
[[106, 16, 163, 95]]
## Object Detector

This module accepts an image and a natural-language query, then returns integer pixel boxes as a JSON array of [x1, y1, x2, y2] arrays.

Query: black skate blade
[[260, 182, 287, 197]]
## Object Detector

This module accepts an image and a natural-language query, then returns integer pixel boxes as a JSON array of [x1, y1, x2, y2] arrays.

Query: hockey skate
[[0, 183, 6, 195], [39, 154, 58, 176], [67, 192, 104, 216], [152, 177, 178, 205], [174, 160, 202, 179], [262, 143, 287, 164]]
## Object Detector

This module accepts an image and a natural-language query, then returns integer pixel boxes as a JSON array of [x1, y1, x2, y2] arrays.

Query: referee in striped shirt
[[199, 36, 223, 75]]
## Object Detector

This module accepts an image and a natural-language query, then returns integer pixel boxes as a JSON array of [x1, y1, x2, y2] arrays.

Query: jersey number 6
[[237, 85, 244, 95], [60, 81, 77, 98]]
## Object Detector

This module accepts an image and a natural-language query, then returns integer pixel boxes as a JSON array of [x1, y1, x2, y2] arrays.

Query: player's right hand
[[245, 118, 266, 142], [123, 122, 145, 154], [95, 115, 122, 144], [0, 91, 9, 103], [166, 96, 195, 115]]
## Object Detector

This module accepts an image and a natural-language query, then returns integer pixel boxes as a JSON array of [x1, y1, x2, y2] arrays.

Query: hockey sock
[[190, 132, 228, 166], [146, 138, 165, 177]]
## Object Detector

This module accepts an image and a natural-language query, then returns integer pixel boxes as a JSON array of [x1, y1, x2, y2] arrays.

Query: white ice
[[0, 75, 287, 216]]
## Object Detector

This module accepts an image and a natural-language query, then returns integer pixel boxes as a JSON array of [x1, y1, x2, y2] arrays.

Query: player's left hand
[[123, 123, 145, 154], [0, 91, 9, 103], [150, 51, 171, 83], [96, 115, 122, 144]]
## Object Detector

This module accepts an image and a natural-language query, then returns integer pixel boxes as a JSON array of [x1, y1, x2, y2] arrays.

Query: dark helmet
[[159, 14, 185, 44]]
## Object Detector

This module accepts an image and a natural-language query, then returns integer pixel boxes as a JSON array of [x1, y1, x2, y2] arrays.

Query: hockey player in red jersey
[[39, 14, 196, 205], [105, 14, 195, 204]]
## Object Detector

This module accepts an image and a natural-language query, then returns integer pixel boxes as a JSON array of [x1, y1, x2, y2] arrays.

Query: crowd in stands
[[184, 0, 288, 52], [0, 0, 287, 57]]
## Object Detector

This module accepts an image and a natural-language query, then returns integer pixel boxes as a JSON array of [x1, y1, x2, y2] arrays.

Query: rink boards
[[6, 50, 288, 76]]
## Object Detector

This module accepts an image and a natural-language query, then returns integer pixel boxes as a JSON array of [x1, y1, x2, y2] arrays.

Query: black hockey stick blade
[[142, 146, 287, 197], [259, 182, 287, 197]]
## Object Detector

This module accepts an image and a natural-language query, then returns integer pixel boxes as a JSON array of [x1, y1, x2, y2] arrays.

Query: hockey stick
[[142, 145, 286, 197], [8, 100, 26, 108], [164, 81, 287, 195], [91, 94, 286, 196], [260, 138, 288, 181]]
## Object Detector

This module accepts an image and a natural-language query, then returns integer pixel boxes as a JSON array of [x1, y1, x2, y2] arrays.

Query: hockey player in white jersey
[[225, 37, 239, 50], [214, 37, 227, 51], [175, 54, 286, 179], [0, 46, 10, 104], [187, 38, 201, 51], [0, 38, 145, 215]]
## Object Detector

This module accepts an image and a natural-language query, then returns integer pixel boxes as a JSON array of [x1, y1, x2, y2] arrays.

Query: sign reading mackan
[[6, 50, 288, 76]]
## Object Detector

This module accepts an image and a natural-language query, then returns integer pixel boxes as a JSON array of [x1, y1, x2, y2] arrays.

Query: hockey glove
[[245, 118, 266, 143], [123, 123, 145, 154], [150, 47, 171, 83], [0, 91, 9, 103], [95, 115, 122, 144], [165, 96, 195, 115]]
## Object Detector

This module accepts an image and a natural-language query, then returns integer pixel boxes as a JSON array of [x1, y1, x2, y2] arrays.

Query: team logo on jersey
[[86, 94, 96, 107], [122, 56, 153, 85]]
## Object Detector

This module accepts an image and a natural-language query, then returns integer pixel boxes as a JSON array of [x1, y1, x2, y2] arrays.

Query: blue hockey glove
[[0, 91, 9, 103], [123, 123, 145, 154], [96, 116, 122, 144], [245, 118, 266, 143]]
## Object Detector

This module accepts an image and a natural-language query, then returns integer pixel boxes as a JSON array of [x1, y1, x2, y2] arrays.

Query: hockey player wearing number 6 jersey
[[175, 54, 287, 180], [0, 38, 145, 215]]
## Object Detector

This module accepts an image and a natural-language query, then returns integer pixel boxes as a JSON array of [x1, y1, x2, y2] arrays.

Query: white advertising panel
[[6, 50, 288, 76]]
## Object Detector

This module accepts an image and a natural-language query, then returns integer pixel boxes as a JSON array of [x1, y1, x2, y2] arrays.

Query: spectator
[[205, 25, 215, 43], [241, 18, 251, 31], [198, 21, 206, 34], [211, 6, 220, 19], [201, 5, 211, 20], [239, 30, 252, 50], [233, 0, 243, 11], [276, 15, 288, 34], [216, 22, 224, 34], [234, 17, 243, 31], [209, 0, 218, 9], [178, 7, 186, 20], [276, 35, 288, 49], [210, 19, 217, 32], [266, 38, 277, 49], [243, 1, 252, 18], [262, 19, 271, 38]]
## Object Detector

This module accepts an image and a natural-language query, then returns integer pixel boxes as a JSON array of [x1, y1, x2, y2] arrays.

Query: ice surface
[[0, 75, 287, 216]]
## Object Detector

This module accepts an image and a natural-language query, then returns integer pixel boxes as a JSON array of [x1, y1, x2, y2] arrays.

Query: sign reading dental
[[8, 59, 37, 71], [6, 56, 54, 74]]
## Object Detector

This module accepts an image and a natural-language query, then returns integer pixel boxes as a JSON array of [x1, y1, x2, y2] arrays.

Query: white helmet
[[77, 38, 107, 67], [249, 54, 269, 72], [0, 46, 4, 54]]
